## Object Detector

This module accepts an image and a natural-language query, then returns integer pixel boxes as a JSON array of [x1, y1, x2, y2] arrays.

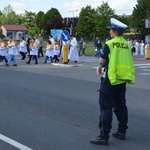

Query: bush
[[0, 34, 5, 39]]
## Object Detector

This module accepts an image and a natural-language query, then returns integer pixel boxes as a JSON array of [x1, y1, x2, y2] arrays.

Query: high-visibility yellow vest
[[106, 36, 135, 85]]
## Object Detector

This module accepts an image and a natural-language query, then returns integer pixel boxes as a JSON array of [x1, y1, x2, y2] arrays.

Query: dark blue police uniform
[[99, 44, 128, 140], [90, 18, 134, 146]]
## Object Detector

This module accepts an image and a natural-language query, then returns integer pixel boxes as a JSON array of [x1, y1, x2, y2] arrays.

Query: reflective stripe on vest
[[106, 36, 135, 85]]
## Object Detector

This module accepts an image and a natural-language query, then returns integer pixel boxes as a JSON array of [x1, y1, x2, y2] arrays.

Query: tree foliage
[[132, 0, 150, 35], [94, 2, 117, 39], [45, 8, 62, 34], [24, 10, 36, 27], [0, 4, 19, 24], [28, 26, 40, 37], [76, 5, 96, 38], [34, 11, 45, 31]]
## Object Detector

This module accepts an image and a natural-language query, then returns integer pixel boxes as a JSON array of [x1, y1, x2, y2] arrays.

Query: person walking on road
[[95, 38, 103, 58], [68, 35, 79, 63], [26, 38, 38, 64], [79, 37, 85, 56], [18, 36, 27, 60], [38, 34, 44, 57], [0, 38, 8, 65], [90, 18, 135, 146], [139, 40, 145, 56], [6, 36, 18, 66], [44, 40, 54, 64], [25, 34, 31, 56], [53, 40, 60, 63]]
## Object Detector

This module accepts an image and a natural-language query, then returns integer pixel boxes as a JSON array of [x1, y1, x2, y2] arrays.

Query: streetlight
[[68, 10, 78, 17]]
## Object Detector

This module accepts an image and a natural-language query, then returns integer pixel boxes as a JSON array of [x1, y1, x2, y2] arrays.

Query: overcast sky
[[0, 0, 137, 17]]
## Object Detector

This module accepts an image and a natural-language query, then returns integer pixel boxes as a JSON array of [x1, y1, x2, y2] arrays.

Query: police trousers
[[99, 77, 128, 140]]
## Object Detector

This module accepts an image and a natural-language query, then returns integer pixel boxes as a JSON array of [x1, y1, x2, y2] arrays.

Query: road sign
[[62, 30, 70, 42]]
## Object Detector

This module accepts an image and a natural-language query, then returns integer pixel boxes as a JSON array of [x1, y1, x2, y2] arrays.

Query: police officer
[[90, 18, 135, 146]]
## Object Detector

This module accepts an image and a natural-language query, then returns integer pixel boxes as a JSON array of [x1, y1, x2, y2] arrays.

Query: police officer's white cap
[[108, 18, 128, 32]]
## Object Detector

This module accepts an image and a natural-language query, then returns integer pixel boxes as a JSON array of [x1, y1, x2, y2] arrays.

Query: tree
[[76, 5, 96, 39], [45, 8, 62, 34], [94, 2, 117, 40], [28, 26, 40, 37], [24, 10, 36, 27], [0, 4, 19, 24], [0, 11, 2, 24], [34, 11, 45, 32], [132, 0, 150, 35]]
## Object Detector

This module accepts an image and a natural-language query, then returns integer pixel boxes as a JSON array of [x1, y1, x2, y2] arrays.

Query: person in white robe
[[140, 40, 145, 56], [0, 38, 8, 64], [26, 38, 38, 64], [49, 35, 55, 45], [44, 40, 54, 64], [53, 40, 60, 63], [18, 36, 27, 60], [68, 35, 79, 63], [134, 40, 139, 56], [6, 36, 18, 66]]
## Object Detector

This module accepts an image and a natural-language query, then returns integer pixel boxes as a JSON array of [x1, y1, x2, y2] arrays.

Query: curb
[[52, 63, 83, 67]]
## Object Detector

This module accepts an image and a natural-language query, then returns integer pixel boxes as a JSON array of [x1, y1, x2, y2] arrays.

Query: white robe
[[19, 41, 27, 53], [45, 47, 54, 58], [50, 38, 55, 45], [134, 42, 139, 56], [140, 42, 145, 56], [8, 46, 18, 55], [0, 47, 7, 56], [68, 37, 79, 61], [30, 47, 38, 56]]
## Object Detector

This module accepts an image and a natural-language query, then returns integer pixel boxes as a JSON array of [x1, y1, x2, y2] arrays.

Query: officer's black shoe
[[112, 131, 125, 140], [90, 136, 109, 146]]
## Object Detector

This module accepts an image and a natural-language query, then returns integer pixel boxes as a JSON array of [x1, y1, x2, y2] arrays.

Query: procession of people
[[1, 33, 149, 67], [0, 33, 80, 66]]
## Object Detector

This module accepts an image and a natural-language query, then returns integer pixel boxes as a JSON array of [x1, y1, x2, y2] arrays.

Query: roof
[[1, 24, 28, 31]]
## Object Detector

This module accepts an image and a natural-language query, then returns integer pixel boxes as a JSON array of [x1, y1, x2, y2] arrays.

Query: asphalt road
[[0, 56, 150, 150]]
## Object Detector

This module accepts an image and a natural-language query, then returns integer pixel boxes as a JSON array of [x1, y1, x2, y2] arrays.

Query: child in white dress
[[0, 38, 8, 64], [44, 40, 54, 64]]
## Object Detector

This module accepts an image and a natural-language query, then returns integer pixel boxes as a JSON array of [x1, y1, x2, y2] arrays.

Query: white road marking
[[134, 63, 150, 66], [0, 134, 33, 150], [139, 73, 150, 75], [52, 63, 83, 67]]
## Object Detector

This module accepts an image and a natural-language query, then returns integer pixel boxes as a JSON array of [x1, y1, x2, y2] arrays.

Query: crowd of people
[[1, 33, 150, 67], [93, 36, 150, 60], [128, 39, 145, 56], [0, 34, 84, 66], [128, 38, 150, 59]]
